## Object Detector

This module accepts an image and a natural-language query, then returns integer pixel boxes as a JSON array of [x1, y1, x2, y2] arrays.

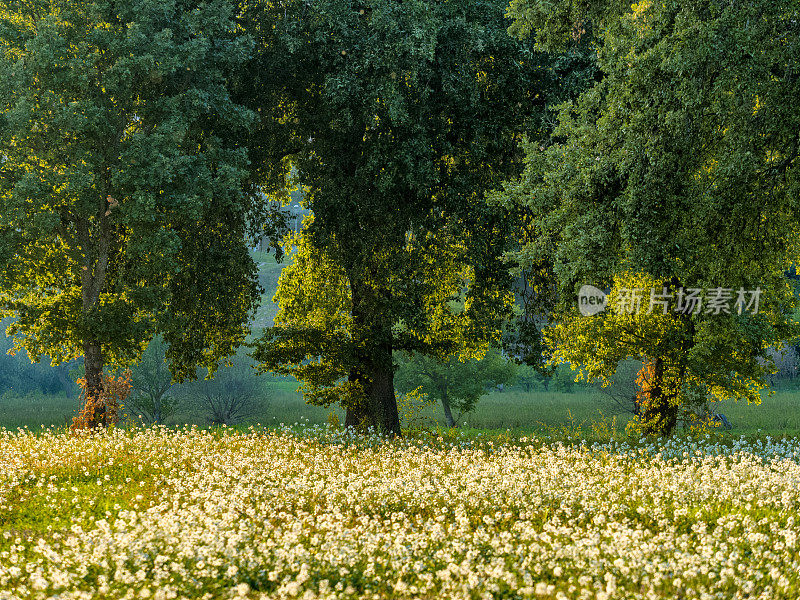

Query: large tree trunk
[[78, 205, 112, 428], [639, 357, 679, 435], [365, 343, 401, 436], [637, 278, 698, 436], [344, 342, 401, 436], [345, 279, 401, 436]]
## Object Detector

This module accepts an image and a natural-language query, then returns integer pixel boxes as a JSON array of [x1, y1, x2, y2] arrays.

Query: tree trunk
[[345, 279, 401, 436], [640, 357, 679, 435], [83, 339, 106, 428], [78, 205, 112, 428], [632, 392, 642, 417], [344, 383, 401, 434], [441, 390, 456, 428], [635, 278, 699, 436], [344, 346, 401, 436], [365, 346, 401, 436]]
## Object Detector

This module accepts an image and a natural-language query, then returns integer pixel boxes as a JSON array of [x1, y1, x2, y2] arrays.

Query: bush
[[182, 354, 270, 426], [550, 364, 576, 393]]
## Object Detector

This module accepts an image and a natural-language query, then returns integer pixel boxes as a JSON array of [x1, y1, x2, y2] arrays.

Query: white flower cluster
[[1, 426, 799, 599]]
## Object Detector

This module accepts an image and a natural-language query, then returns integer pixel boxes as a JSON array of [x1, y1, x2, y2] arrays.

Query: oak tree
[[247, 0, 591, 435]]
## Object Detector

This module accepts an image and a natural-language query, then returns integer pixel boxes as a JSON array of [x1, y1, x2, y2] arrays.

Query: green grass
[[254, 380, 343, 426], [250, 249, 289, 328], [0, 391, 78, 430], [460, 388, 622, 430], [3, 381, 800, 438], [713, 391, 800, 436], [458, 386, 800, 438], [0, 379, 338, 431]]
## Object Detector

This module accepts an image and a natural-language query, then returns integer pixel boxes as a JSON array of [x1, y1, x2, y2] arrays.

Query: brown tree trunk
[[636, 278, 698, 436], [76, 196, 114, 427], [344, 405, 364, 429], [344, 346, 401, 436], [365, 344, 401, 436], [640, 357, 679, 435], [345, 279, 401, 436]]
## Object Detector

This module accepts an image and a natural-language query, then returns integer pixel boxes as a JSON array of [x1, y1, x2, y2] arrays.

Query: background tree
[[183, 353, 267, 426], [395, 348, 517, 427], [0, 319, 78, 398], [549, 364, 577, 393], [248, 0, 591, 435], [127, 337, 178, 424], [502, 0, 800, 434], [0, 0, 263, 425], [514, 363, 546, 393]]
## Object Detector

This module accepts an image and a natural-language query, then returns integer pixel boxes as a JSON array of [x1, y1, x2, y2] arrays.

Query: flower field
[[1, 426, 799, 599]]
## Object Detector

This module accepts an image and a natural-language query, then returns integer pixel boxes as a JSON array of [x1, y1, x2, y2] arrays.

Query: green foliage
[[514, 363, 547, 392], [395, 386, 437, 432], [502, 0, 800, 434], [0, 0, 261, 393], [506, 0, 628, 52], [254, 225, 359, 409], [395, 348, 517, 427], [535, 409, 621, 444], [257, 222, 512, 414]]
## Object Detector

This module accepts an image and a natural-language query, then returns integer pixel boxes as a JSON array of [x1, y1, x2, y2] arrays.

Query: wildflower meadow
[[1, 425, 799, 599]]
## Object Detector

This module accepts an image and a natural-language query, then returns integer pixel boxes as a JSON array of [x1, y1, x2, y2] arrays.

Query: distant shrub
[[550, 364, 576, 393]]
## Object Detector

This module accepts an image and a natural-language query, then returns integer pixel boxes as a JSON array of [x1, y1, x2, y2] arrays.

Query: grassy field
[[467, 387, 800, 436], [0, 379, 334, 431], [2, 426, 800, 599], [4, 381, 800, 438]]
